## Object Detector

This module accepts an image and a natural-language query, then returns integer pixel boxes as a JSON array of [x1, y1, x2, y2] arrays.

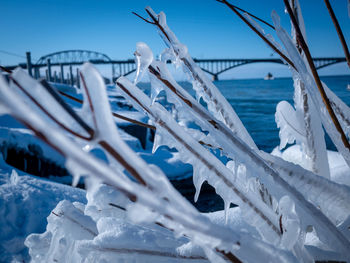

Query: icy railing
[[1, 1, 350, 262]]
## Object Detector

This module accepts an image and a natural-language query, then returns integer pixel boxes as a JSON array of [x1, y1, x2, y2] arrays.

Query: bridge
[[3, 50, 347, 83]]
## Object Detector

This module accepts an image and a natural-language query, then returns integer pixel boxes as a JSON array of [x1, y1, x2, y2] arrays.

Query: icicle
[[10, 169, 19, 185], [152, 125, 176, 154], [149, 70, 165, 104], [224, 199, 230, 225], [290, 0, 307, 43], [272, 10, 350, 168], [66, 158, 89, 187], [134, 42, 154, 84], [193, 165, 207, 202]]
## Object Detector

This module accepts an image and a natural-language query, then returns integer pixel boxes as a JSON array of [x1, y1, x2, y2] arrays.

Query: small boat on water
[[264, 72, 274, 80], [347, 84, 350, 90]]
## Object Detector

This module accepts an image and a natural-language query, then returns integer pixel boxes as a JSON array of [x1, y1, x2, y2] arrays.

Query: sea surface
[[179, 74, 350, 152]]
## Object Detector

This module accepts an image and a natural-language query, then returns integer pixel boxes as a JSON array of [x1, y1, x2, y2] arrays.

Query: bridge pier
[[47, 59, 52, 82], [26, 52, 32, 77], [212, 74, 219, 81]]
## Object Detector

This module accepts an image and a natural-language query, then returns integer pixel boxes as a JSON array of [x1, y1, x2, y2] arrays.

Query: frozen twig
[[323, 0, 350, 68], [118, 64, 350, 258], [136, 7, 257, 150], [217, 0, 295, 69], [284, 0, 350, 154]]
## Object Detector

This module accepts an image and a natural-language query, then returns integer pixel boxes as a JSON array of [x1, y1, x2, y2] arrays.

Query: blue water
[[213, 75, 350, 152], [141, 75, 350, 152]]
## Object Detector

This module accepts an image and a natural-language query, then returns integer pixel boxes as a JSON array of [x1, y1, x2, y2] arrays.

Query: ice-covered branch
[[148, 56, 350, 236], [282, 0, 350, 158], [1, 68, 299, 263], [142, 6, 257, 151], [116, 74, 350, 259], [272, 10, 350, 168]]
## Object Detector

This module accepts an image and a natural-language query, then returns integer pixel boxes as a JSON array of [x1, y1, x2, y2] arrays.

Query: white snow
[[0, 158, 86, 262]]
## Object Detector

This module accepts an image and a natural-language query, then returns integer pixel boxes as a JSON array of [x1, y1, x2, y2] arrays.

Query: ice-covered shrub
[[0, 1, 350, 262]]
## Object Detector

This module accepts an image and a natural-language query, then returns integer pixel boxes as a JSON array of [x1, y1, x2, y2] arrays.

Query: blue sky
[[1, 0, 349, 79]]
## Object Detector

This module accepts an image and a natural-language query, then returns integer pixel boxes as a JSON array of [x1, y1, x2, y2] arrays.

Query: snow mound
[[25, 182, 212, 262], [0, 159, 86, 262], [271, 144, 350, 186]]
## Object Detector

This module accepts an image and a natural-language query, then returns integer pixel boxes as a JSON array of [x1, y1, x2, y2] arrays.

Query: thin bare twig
[[132, 11, 156, 24], [284, 0, 350, 151], [216, 0, 275, 29], [323, 0, 350, 69], [0, 65, 12, 74], [218, 0, 296, 70]]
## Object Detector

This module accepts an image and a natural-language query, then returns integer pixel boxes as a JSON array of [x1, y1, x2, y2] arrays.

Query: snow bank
[[0, 158, 86, 262], [271, 144, 350, 186], [25, 182, 208, 262]]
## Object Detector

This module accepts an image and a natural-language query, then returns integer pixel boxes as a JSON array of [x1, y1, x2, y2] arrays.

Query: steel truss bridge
[[4, 50, 347, 81]]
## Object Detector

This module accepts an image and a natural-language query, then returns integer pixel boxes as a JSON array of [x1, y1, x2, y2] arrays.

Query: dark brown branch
[[284, 0, 350, 151], [132, 12, 156, 24], [323, 0, 350, 69], [220, 0, 296, 70], [40, 79, 94, 136], [216, 0, 275, 29], [0, 65, 12, 74], [145, 8, 171, 43], [58, 88, 156, 130]]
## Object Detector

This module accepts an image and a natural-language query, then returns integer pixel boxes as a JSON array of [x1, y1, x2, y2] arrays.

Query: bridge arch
[[193, 57, 346, 80], [35, 50, 112, 65]]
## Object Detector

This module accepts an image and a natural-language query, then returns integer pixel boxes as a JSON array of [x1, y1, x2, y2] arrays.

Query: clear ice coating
[[134, 42, 154, 84], [286, 0, 330, 179], [272, 10, 350, 169], [145, 6, 258, 151]]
